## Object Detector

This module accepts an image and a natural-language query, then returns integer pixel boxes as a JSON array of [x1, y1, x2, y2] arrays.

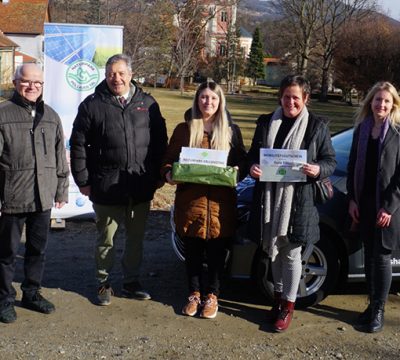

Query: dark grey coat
[[247, 111, 336, 247], [0, 92, 69, 214], [347, 124, 400, 250]]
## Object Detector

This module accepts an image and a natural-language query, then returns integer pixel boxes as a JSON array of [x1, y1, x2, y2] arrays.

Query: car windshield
[[332, 128, 353, 176]]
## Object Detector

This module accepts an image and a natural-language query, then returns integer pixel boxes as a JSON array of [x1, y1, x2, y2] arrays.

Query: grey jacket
[[0, 91, 69, 214], [347, 123, 400, 250]]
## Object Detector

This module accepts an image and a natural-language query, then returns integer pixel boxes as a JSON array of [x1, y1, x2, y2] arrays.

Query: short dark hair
[[105, 54, 132, 72], [279, 74, 311, 99]]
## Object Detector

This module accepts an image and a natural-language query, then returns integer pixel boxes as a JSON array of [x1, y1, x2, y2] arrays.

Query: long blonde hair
[[188, 81, 232, 151], [355, 81, 400, 127]]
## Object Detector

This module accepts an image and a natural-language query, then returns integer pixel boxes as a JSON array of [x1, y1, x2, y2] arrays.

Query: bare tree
[[315, 0, 376, 101], [334, 13, 400, 98], [170, 0, 216, 94], [271, 0, 321, 75], [141, 0, 176, 86]]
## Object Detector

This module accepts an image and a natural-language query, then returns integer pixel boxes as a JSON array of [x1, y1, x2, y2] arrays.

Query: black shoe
[[367, 302, 385, 333], [0, 302, 17, 323], [122, 281, 151, 300], [355, 301, 384, 333], [21, 292, 55, 314]]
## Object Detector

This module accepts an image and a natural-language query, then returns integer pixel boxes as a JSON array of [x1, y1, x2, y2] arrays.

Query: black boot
[[355, 301, 384, 333], [367, 301, 385, 333]]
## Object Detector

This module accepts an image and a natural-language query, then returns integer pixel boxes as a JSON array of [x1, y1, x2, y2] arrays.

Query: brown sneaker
[[200, 293, 218, 319], [182, 291, 201, 316]]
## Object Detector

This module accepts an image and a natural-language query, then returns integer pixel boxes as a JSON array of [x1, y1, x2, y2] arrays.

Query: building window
[[219, 44, 226, 56], [220, 11, 227, 22]]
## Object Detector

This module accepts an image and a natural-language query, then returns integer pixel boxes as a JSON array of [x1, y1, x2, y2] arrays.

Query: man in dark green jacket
[[70, 54, 167, 306], [0, 64, 69, 324]]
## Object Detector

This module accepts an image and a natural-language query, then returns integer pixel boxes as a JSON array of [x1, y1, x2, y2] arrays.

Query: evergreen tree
[[245, 27, 265, 85]]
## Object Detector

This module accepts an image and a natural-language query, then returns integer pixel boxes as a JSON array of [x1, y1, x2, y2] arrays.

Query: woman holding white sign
[[247, 75, 336, 332], [161, 81, 246, 319]]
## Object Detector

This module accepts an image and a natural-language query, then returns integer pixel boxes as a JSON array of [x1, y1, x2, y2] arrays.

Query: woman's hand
[[165, 170, 177, 185], [376, 208, 391, 227], [250, 164, 262, 179], [302, 163, 320, 178], [348, 199, 360, 224]]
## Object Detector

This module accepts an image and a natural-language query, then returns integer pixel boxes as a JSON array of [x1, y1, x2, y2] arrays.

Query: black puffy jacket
[[70, 80, 167, 205]]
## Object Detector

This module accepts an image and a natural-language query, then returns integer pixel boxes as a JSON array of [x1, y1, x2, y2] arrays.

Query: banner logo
[[66, 60, 99, 92]]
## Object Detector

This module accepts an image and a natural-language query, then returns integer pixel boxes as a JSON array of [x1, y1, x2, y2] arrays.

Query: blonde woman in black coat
[[347, 81, 400, 333]]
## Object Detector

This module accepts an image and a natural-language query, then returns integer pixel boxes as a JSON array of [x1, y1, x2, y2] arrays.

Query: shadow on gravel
[[306, 303, 359, 326], [12, 209, 399, 331], [13, 210, 186, 308]]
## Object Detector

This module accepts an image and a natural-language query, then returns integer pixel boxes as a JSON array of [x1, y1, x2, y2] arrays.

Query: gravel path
[[1, 211, 400, 360]]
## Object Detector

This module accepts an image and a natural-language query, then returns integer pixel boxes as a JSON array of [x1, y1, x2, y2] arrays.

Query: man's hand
[[348, 199, 359, 224], [165, 170, 177, 185], [79, 185, 91, 196], [54, 201, 66, 209]]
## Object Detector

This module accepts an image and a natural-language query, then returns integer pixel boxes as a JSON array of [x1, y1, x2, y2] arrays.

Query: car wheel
[[256, 232, 340, 308]]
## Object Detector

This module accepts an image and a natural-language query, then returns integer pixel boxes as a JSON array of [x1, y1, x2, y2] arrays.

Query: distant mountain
[[239, 0, 274, 12], [237, 1, 400, 32], [237, 0, 279, 30]]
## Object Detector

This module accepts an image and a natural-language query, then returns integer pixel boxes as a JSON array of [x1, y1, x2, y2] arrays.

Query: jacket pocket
[[96, 168, 121, 193]]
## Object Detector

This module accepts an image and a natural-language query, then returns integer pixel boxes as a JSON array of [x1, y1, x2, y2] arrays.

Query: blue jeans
[[0, 210, 51, 304]]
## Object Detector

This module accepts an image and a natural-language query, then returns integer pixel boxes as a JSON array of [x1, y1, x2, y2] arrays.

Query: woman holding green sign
[[161, 81, 246, 319], [247, 75, 336, 332]]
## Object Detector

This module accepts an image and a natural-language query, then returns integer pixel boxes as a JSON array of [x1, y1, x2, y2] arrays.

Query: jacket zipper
[[206, 133, 212, 239], [30, 128, 35, 156], [206, 190, 211, 240], [41, 128, 47, 155]]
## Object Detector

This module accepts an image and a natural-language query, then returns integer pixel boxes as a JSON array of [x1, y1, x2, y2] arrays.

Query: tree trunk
[[180, 76, 185, 95], [319, 67, 329, 102]]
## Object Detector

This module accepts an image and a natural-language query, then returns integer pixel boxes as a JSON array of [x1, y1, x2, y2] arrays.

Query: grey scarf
[[263, 106, 309, 260]]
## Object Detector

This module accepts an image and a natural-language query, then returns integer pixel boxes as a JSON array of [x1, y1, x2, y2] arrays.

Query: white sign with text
[[179, 147, 228, 168], [260, 148, 307, 182]]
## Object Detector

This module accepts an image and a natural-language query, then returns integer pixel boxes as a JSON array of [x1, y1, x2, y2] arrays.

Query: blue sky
[[378, 0, 400, 20]]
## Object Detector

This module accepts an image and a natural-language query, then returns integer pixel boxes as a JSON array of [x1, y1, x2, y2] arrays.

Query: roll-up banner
[[43, 23, 123, 218]]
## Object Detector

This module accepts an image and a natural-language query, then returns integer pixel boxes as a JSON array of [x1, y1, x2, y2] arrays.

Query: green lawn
[[146, 87, 356, 149]]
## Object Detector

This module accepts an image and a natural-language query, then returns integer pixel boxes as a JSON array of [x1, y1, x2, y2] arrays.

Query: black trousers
[[360, 195, 392, 304], [184, 236, 230, 297], [0, 210, 51, 304]]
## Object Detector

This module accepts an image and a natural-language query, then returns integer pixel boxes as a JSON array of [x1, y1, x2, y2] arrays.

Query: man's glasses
[[17, 79, 44, 88]]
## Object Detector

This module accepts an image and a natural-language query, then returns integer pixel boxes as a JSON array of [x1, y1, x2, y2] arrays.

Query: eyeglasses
[[17, 79, 44, 88]]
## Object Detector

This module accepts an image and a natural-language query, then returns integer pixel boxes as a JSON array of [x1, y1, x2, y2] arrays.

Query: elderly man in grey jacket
[[0, 64, 69, 324]]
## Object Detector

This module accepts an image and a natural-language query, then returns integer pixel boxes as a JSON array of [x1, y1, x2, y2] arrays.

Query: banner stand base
[[51, 218, 66, 229]]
